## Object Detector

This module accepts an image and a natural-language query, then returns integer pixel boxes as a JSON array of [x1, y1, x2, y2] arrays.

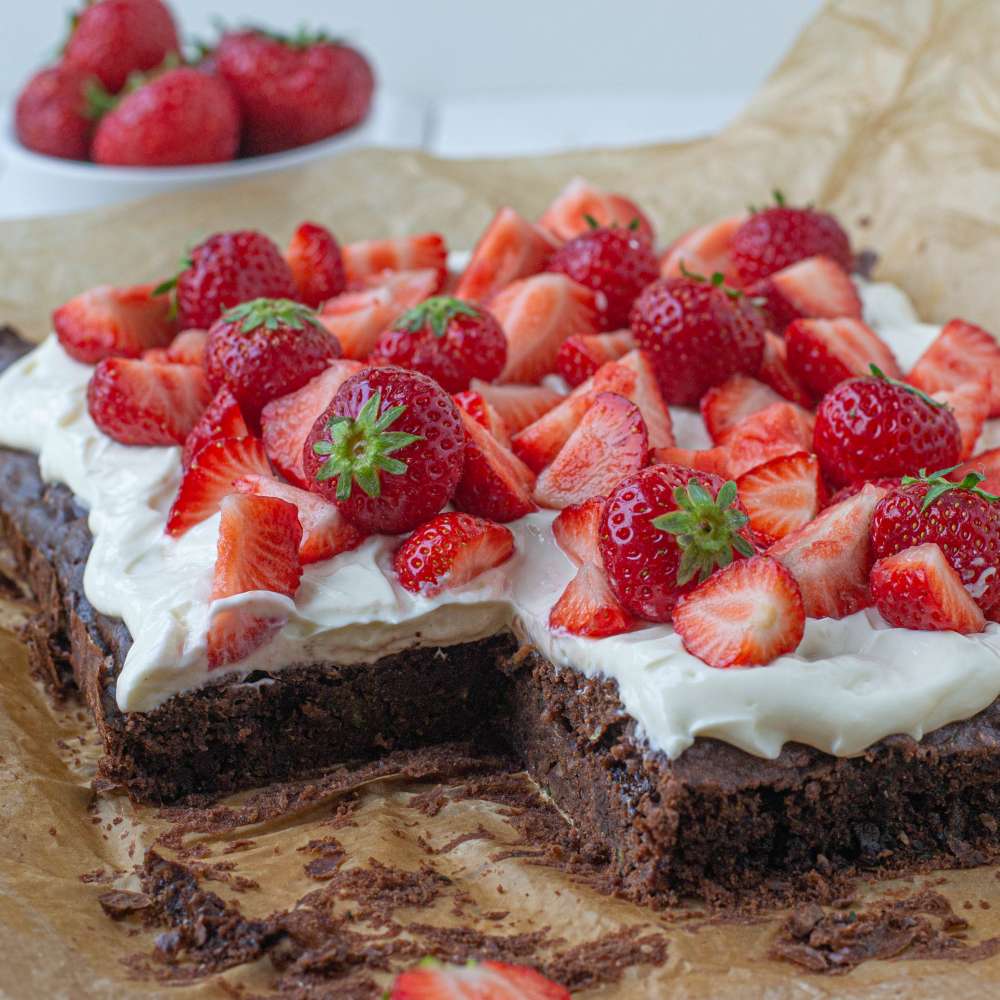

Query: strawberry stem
[[902, 466, 999, 511], [678, 261, 750, 302], [396, 296, 481, 340], [222, 298, 323, 332]]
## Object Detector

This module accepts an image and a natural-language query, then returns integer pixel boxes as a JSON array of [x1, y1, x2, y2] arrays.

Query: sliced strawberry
[[786, 317, 902, 398], [673, 556, 805, 667], [534, 392, 648, 509], [166, 328, 208, 366], [748, 255, 861, 333], [141, 347, 169, 363], [452, 390, 510, 447], [285, 221, 346, 307], [166, 436, 271, 537], [207, 493, 302, 670], [759, 330, 813, 406], [720, 401, 815, 478], [908, 318, 1000, 417], [469, 380, 563, 435], [616, 348, 675, 449], [933, 378, 990, 460], [389, 958, 570, 1000], [549, 561, 633, 638], [552, 496, 604, 566], [454, 207, 556, 302], [235, 473, 365, 564], [951, 447, 1000, 495], [871, 542, 986, 633], [87, 358, 211, 447], [700, 375, 783, 444], [653, 445, 731, 478], [342, 233, 447, 288], [555, 330, 635, 387], [736, 451, 824, 544], [538, 176, 655, 244], [768, 482, 887, 619], [182, 386, 249, 469], [54, 283, 175, 364], [260, 360, 364, 486], [659, 214, 746, 282]]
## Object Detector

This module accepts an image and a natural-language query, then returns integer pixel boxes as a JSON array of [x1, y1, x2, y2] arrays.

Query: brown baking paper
[[3, 0, 1000, 996]]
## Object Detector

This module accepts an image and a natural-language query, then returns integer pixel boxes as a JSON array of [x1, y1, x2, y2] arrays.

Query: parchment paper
[[2, 1, 1000, 996]]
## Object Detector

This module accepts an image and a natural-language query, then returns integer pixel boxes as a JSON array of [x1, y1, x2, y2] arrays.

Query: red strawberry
[[260, 360, 364, 486], [166, 436, 272, 537], [616, 349, 675, 449], [214, 30, 374, 155], [826, 476, 902, 507], [235, 473, 365, 564], [673, 556, 805, 667], [204, 298, 342, 425], [54, 283, 174, 364], [87, 358, 211, 446], [538, 177, 655, 245], [342, 234, 448, 288], [813, 368, 962, 488], [493, 274, 599, 384], [303, 366, 465, 534], [717, 400, 815, 479], [653, 446, 731, 479], [599, 464, 754, 622], [700, 375, 783, 444], [555, 330, 635, 387], [393, 512, 514, 596], [729, 192, 853, 285], [207, 493, 302, 670], [14, 64, 93, 160], [907, 318, 1000, 417], [933, 379, 989, 459], [165, 328, 208, 366], [64, 0, 180, 93], [389, 957, 569, 1000], [469, 380, 563, 434], [785, 317, 901, 398], [736, 451, 824, 544], [768, 483, 887, 619], [455, 208, 556, 303], [951, 447, 1000, 496], [552, 496, 604, 565], [870, 469, 1000, 611], [549, 561, 633, 638], [181, 386, 249, 469], [629, 275, 765, 406], [371, 296, 506, 392], [871, 542, 986, 634], [452, 409, 537, 523], [746, 255, 862, 333], [546, 224, 658, 330], [758, 330, 813, 406], [659, 215, 745, 282], [535, 393, 648, 509], [285, 222, 346, 308], [452, 391, 510, 446]]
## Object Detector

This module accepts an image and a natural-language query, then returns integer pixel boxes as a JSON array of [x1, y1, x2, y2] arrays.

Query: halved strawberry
[[908, 318, 1000, 417], [759, 330, 813, 406], [389, 958, 570, 1000], [552, 496, 604, 565], [166, 436, 272, 537], [285, 221, 346, 307], [538, 176, 655, 244], [555, 330, 635, 387], [166, 328, 208, 366], [454, 207, 556, 303], [452, 390, 511, 446], [549, 561, 633, 638], [534, 392, 648, 509], [736, 452, 824, 544], [871, 542, 986, 633], [182, 386, 249, 469], [768, 482, 887, 619], [659, 214, 745, 282], [720, 401, 815, 478], [469, 380, 563, 434], [672, 555, 805, 667], [786, 317, 902, 398], [653, 445, 731, 478], [700, 375, 783, 444], [951, 447, 1000, 495], [616, 348, 674, 449], [747, 255, 861, 333], [207, 493, 302, 670], [342, 233, 447, 288], [87, 358, 211, 446], [235, 473, 365, 564], [933, 378, 990, 460]]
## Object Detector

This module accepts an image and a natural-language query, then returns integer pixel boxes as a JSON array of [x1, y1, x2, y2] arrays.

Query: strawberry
[[869, 469, 1000, 612], [452, 390, 510, 446], [549, 561, 634, 638], [629, 274, 765, 406], [813, 367, 962, 488], [259, 360, 364, 486], [285, 222, 346, 308], [389, 957, 569, 1000], [758, 331, 813, 407], [653, 446, 731, 479], [342, 234, 448, 288], [181, 386, 249, 470], [826, 476, 902, 507], [700, 375, 783, 444], [303, 366, 465, 534], [14, 64, 94, 160], [768, 483, 887, 619], [907, 318, 1000, 417], [785, 317, 902, 398], [552, 496, 605, 565], [371, 296, 507, 392], [933, 379, 989, 459], [599, 464, 755, 622], [207, 493, 302, 670], [452, 410, 537, 523], [165, 329, 208, 366], [952, 447, 1000, 496], [87, 358, 211, 446], [746, 255, 862, 333], [166, 436, 272, 537], [538, 177, 655, 245], [736, 452, 824, 544], [659, 215, 746, 281], [204, 298, 342, 425], [235, 473, 365, 564], [214, 30, 374, 155], [616, 349, 675, 449], [871, 543, 986, 634], [64, 0, 179, 93], [715, 401, 815, 479], [493, 273, 599, 383], [729, 192, 853, 285], [54, 283, 174, 364], [468, 381, 563, 434], [546, 224, 658, 329], [455, 207, 556, 302], [673, 555, 805, 667], [554, 330, 635, 387]]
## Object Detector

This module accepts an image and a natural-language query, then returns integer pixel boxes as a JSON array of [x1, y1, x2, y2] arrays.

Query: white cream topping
[[0, 279, 997, 762]]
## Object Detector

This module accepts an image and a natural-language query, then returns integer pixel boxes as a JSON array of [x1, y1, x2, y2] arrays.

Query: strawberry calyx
[[652, 479, 754, 585], [901, 466, 1000, 512], [582, 214, 642, 232], [311, 390, 423, 500], [869, 363, 948, 410], [396, 296, 481, 339], [239, 24, 344, 49], [678, 261, 764, 305], [222, 297, 323, 332]]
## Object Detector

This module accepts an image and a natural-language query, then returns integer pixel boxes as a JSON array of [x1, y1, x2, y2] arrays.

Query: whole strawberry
[[730, 191, 853, 285], [629, 273, 765, 406], [14, 65, 94, 160], [214, 29, 375, 155], [599, 463, 755, 622], [204, 298, 342, 424], [547, 222, 658, 330], [303, 366, 465, 534], [870, 469, 1000, 612], [813, 366, 962, 488], [370, 297, 506, 393]]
